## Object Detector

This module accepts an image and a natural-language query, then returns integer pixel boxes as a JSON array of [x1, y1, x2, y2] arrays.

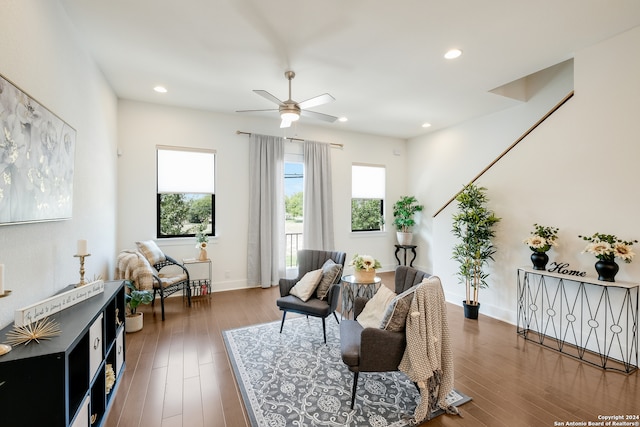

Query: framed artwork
[[0, 73, 76, 225]]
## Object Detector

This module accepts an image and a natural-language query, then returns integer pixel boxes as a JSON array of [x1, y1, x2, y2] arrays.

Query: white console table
[[517, 267, 638, 373]]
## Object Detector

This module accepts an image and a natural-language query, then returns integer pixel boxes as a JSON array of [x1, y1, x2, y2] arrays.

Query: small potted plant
[[349, 254, 382, 283], [125, 281, 153, 333], [451, 183, 501, 319], [579, 233, 637, 282], [392, 196, 424, 245], [523, 223, 559, 270]]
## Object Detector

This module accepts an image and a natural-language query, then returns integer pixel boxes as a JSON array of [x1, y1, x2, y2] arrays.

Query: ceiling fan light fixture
[[281, 111, 300, 122]]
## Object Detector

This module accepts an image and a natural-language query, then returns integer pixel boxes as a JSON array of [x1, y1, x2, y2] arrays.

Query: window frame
[[156, 146, 216, 239], [350, 163, 386, 232]]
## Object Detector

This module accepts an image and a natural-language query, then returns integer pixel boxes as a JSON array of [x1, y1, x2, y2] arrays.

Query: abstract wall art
[[0, 73, 76, 225]]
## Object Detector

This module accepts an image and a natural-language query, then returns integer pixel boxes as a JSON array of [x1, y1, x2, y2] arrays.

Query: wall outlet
[[225, 270, 231, 279]]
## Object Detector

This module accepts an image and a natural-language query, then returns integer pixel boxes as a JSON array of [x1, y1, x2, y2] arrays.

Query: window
[[157, 146, 215, 238], [351, 164, 385, 232]]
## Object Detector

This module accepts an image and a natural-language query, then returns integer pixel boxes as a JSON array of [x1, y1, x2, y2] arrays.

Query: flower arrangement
[[523, 223, 559, 253], [579, 233, 637, 263], [195, 222, 209, 250], [349, 254, 382, 271]]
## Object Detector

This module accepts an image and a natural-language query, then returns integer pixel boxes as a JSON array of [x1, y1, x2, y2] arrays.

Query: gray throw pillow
[[316, 259, 343, 300], [379, 285, 418, 332]]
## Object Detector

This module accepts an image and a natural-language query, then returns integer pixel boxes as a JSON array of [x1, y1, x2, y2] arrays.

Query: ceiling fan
[[237, 71, 337, 128]]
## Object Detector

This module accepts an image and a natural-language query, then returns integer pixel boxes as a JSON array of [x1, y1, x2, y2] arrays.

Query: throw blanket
[[115, 250, 156, 291], [398, 276, 459, 424]]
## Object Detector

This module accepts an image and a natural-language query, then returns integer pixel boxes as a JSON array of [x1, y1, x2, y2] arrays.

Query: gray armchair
[[340, 265, 431, 408], [276, 249, 347, 343]]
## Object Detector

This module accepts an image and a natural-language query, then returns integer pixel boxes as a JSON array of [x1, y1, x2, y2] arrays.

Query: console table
[[394, 244, 417, 267], [0, 280, 126, 426], [517, 267, 638, 373]]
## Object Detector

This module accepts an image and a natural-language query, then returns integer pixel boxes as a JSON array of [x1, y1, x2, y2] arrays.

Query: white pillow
[[357, 285, 397, 329], [289, 269, 323, 302]]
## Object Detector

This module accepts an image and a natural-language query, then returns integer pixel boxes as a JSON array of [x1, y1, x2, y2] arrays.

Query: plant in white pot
[[451, 183, 501, 319], [125, 281, 154, 333], [392, 196, 424, 245]]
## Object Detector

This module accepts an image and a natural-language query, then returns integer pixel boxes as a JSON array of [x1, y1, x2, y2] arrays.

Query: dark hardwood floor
[[105, 272, 639, 427]]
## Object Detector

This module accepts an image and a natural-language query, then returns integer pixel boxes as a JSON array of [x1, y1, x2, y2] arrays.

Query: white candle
[[77, 239, 88, 256], [0, 264, 4, 295]]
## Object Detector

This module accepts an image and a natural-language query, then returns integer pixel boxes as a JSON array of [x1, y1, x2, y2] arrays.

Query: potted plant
[[125, 281, 154, 333], [392, 196, 424, 245], [579, 233, 637, 282], [523, 223, 559, 270], [451, 183, 501, 319]]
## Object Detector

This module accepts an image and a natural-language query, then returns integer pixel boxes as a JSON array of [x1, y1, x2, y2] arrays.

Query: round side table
[[340, 274, 382, 319]]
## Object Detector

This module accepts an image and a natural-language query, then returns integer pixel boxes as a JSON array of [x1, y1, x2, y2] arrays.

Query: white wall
[[117, 100, 406, 291], [0, 1, 118, 328], [408, 26, 640, 325]]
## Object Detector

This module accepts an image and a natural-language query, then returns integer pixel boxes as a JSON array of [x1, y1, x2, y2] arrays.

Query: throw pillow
[[316, 259, 343, 300], [357, 285, 397, 329], [289, 269, 323, 302], [380, 284, 419, 332], [135, 240, 166, 265]]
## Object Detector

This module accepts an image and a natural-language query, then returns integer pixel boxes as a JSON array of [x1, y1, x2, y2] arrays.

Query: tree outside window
[[351, 164, 385, 232]]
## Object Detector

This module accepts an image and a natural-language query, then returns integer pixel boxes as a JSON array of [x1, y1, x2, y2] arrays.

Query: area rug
[[223, 317, 471, 426]]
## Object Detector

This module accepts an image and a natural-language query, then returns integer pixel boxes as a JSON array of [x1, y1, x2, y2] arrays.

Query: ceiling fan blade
[[300, 109, 338, 123], [254, 90, 284, 106], [236, 108, 278, 113], [280, 118, 292, 128], [298, 93, 335, 109]]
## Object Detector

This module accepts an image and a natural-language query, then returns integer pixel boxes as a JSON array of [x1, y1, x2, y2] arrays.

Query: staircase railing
[[432, 91, 574, 218]]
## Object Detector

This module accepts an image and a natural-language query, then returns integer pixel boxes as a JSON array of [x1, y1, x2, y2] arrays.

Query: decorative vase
[[595, 259, 618, 282], [530, 252, 549, 271], [198, 248, 208, 261], [353, 269, 376, 283], [396, 232, 413, 246], [125, 312, 143, 333], [463, 301, 480, 319]]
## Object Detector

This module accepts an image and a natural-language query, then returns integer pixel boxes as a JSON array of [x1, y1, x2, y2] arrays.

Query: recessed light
[[338, 117, 348, 122], [422, 123, 432, 128], [154, 86, 168, 93], [444, 49, 462, 59]]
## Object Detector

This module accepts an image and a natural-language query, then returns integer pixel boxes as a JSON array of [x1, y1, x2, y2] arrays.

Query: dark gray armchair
[[340, 265, 431, 408], [276, 249, 347, 343]]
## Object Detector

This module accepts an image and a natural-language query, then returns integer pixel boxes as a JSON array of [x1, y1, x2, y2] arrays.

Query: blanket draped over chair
[[398, 276, 460, 424], [115, 250, 155, 290]]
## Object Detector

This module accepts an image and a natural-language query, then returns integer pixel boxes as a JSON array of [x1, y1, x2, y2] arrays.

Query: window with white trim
[[351, 164, 385, 232], [156, 146, 215, 238]]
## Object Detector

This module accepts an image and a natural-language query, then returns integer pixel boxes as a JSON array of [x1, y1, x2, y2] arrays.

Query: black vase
[[463, 301, 480, 319], [530, 252, 549, 271], [595, 260, 619, 282]]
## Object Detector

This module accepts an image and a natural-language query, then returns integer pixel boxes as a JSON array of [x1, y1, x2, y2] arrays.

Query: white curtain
[[247, 134, 285, 288], [303, 140, 335, 250]]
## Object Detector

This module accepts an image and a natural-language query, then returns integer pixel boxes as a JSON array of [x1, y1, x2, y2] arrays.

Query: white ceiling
[[59, 0, 640, 139]]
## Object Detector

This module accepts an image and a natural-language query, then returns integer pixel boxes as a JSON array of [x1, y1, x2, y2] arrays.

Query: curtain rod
[[236, 130, 343, 149]]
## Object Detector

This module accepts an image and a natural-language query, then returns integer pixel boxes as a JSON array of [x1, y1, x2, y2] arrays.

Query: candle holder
[[74, 253, 91, 287]]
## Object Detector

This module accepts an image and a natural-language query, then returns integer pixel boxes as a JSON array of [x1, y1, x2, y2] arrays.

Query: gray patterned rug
[[223, 317, 471, 426]]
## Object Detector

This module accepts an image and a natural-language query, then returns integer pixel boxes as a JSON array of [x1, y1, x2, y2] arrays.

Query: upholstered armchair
[[340, 265, 431, 408], [276, 249, 347, 343]]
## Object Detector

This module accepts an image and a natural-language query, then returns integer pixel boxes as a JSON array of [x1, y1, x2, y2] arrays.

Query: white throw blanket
[[115, 250, 156, 291], [398, 276, 459, 424]]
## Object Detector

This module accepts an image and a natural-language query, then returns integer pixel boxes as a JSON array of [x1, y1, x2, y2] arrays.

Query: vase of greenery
[[523, 223, 559, 270], [125, 281, 154, 333], [392, 196, 424, 245], [451, 183, 501, 319], [579, 233, 637, 282]]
